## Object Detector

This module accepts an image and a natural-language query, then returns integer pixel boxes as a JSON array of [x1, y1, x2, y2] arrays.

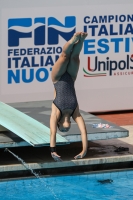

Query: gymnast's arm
[[50, 105, 61, 158], [72, 106, 88, 159]]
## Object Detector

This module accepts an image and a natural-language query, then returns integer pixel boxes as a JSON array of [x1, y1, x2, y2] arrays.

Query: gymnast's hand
[[74, 150, 87, 159], [51, 152, 62, 162]]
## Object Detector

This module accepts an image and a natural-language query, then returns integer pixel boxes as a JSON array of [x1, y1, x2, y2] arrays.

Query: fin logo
[[8, 16, 76, 47]]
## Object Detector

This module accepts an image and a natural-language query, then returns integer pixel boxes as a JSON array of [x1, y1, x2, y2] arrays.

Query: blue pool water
[[0, 169, 133, 200]]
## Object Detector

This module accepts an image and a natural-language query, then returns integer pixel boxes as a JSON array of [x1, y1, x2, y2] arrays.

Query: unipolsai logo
[[7, 16, 76, 84], [83, 55, 133, 77]]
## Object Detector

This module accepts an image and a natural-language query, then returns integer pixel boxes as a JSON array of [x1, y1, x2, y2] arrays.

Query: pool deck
[[0, 125, 133, 178]]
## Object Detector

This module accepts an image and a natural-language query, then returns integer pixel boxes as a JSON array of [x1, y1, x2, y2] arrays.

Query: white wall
[[0, 0, 133, 112]]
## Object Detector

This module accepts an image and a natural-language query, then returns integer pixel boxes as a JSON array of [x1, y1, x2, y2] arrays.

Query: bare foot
[[80, 32, 88, 41], [69, 32, 81, 44], [51, 152, 63, 162]]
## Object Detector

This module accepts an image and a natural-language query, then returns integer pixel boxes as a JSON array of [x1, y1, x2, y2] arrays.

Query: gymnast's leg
[[51, 32, 81, 83], [66, 32, 88, 81]]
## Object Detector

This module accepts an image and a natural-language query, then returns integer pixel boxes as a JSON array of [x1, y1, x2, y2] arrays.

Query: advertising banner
[[1, 4, 133, 111]]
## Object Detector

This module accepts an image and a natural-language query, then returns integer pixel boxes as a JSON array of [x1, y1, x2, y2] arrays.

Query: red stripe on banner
[[84, 74, 106, 77]]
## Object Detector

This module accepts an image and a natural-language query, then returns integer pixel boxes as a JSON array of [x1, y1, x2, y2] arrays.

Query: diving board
[[0, 102, 68, 147], [0, 100, 129, 148], [8, 100, 129, 142]]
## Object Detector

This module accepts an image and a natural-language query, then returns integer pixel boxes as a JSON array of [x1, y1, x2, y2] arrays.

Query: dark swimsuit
[[53, 71, 78, 117]]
